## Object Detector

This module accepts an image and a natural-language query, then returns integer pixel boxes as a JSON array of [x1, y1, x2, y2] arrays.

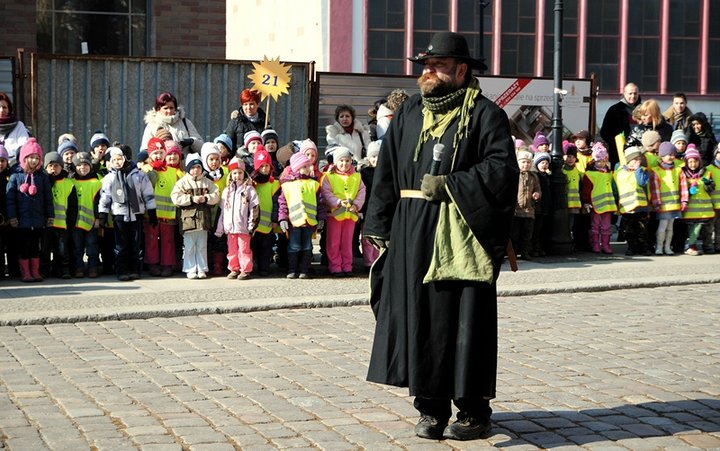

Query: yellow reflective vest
[[51, 178, 75, 230], [562, 165, 582, 209], [254, 180, 280, 234], [281, 178, 320, 227], [73, 178, 103, 231], [154, 168, 180, 220], [324, 172, 362, 222], [706, 164, 720, 210], [614, 168, 648, 214], [584, 170, 617, 214], [651, 165, 681, 212], [682, 172, 715, 220]]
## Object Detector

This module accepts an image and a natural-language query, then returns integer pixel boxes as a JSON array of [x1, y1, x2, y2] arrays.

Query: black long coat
[[363, 89, 518, 400]]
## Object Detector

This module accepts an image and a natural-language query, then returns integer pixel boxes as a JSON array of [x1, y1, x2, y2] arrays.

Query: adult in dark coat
[[687, 112, 718, 166], [224, 89, 267, 152], [600, 83, 641, 168], [364, 32, 518, 442]]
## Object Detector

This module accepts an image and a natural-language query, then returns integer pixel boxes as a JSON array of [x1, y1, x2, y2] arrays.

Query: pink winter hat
[[20, 138, 43, 165], [683, 145, 701, 162], [290, 152, 311, 173]]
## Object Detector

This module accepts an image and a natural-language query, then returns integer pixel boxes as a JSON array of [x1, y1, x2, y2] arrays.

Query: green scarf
[[414, 77, 481, 166]]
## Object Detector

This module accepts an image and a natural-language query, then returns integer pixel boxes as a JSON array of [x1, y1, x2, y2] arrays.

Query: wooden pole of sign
[[264, 97, 271, 129]]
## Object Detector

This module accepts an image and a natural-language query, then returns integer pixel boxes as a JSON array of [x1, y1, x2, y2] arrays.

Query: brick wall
[[1, 2, 37, 55], [152, 0, 226, 59]]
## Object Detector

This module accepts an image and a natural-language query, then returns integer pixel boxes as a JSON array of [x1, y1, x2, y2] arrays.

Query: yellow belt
[[399, 189, 425, 199]]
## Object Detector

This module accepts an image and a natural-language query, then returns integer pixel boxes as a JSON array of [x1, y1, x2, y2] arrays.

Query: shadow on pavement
[[491, 399, 719, 448], [0, 283, 141, 299]]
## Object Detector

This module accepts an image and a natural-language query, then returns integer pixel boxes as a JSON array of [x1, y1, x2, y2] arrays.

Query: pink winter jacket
[[215, 180, 260, 236]]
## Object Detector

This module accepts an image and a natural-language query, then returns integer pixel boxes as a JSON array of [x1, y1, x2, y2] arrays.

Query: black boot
[[443, 412, 491, 440], [298, 251, 313, 279], [286, 252, 298, 279]]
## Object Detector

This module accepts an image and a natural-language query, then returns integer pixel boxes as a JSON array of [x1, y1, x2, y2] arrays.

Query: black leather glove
[[147, 209, 158, 226], [421, 174, 450, 202], [98, 212, 108, 228], [366, 236, 390, 250], [179, 138, 194, 148]]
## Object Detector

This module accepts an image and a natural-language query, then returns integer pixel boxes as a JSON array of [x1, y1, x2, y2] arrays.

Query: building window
[[367, 0, 406, 74], [626, 0, 660, 91], [37, 0, 147, 56], [412, 0, 450, 75], [499, 0, 537, 77], [666, 0, 701, 93], [709, 0, 720, 93], [585, 1, 619, 92], [542, 0, 578, 78], [457, 0, 493, 72]]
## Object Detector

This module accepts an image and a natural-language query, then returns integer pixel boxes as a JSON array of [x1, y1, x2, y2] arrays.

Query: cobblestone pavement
[[0, 284, 719, 450]]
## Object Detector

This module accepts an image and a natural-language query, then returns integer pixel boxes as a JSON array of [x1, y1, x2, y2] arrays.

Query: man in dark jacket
[[600, 83, 641, 168], [364, 32, 518, 441]]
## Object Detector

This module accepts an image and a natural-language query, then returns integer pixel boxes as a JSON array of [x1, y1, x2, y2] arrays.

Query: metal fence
[[31, 55, 313, 156]]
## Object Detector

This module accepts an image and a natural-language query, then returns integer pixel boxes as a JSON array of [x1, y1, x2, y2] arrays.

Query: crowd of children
[[511, 121, 720, 259], [0, 90, 385, 282]]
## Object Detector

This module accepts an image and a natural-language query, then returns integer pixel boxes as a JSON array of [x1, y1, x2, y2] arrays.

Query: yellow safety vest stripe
[[585, 171, 617, 214], [326, 172, 361, 222], [255, 180, 280, 234], [51, 178, 75, 229], [651, 166, 681, 212], [614, 169, 648, 214], [154, 169, 180, 220], [74, 178, 103, 231], [563, 166, 581, 208], [282, 179, 320, 227]]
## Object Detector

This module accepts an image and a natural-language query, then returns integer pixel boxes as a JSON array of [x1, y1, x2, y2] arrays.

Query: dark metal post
[[550, 0, 573, 254], [477, 1, 489, 74]]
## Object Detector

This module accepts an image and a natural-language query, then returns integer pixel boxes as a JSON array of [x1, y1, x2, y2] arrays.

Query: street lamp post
[[550, 0, 573, 254]]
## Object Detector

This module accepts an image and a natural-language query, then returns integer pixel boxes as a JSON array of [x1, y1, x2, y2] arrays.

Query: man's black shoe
[[414, 414, 447, 440], [443, 413, 491, 441]]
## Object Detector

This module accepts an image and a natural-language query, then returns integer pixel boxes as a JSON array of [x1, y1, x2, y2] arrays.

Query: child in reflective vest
[[144, 137, 181, 277], [250, 145, 280, 276], [704, 146, 720, 253], [215, 158, 259, 280], [71, 152, 103, 277], [42, 151, 77, 279], [649, 142, 682, 255], [679, 146, 715, 255], [278, 152, 325, 279], [613, 146, 651, 256], [580, 142, 617, 254], [321, 147, 366, 276]]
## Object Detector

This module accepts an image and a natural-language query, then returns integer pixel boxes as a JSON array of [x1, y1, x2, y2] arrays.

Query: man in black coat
[[600, 83, 641, 168], [364, 32, 518, 441]]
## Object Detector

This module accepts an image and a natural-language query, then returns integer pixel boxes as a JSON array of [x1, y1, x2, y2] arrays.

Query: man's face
[[623, 84, 639, 104], [417, 57, 466, 97], [672, 97, 686, 114]]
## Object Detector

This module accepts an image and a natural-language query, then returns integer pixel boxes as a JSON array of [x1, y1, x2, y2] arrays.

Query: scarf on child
[[111, 163, 140, 214]]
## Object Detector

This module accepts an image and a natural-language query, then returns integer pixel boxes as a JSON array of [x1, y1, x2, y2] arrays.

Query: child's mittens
[[689, 184, 698, 196], [46, 218, 54, 227], [280, 220, 289, 233], [98, 213, 108, 227], [681, 201, 688, 212], [702, 177, 715, 192]]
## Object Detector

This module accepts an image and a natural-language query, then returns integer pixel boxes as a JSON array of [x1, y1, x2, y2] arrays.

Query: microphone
[[429, 143, 445, 176]]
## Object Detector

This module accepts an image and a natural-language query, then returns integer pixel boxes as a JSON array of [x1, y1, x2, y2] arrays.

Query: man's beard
[[417, 73, 458, 97]]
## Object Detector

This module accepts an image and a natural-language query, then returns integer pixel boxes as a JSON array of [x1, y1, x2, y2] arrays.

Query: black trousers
[[414, 397, 492, 421]]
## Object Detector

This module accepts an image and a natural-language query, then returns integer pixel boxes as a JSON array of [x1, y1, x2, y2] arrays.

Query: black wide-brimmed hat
[[409, 31, 488, 71]]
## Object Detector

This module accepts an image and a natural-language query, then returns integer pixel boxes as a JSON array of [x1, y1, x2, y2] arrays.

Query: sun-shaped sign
[[248, 56, 292, 102]]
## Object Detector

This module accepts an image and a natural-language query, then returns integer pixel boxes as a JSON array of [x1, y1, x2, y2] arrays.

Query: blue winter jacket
[[6, 170, 54, 229]]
